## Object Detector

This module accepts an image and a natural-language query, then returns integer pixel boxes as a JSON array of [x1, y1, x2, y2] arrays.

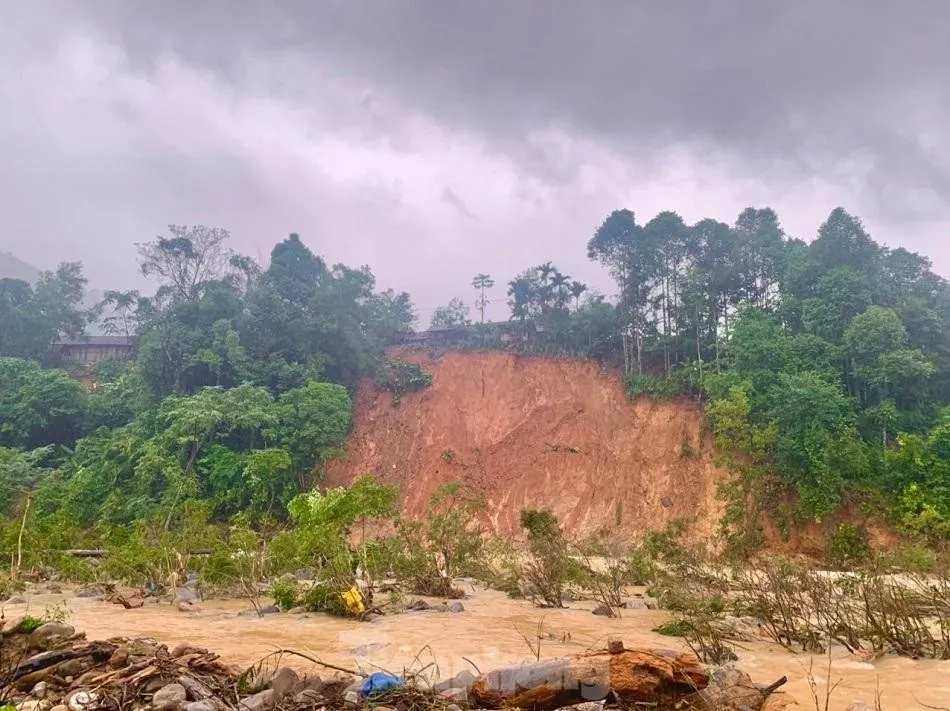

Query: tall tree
[[472, 273, 495, 324], [137, 225, 235, 301]]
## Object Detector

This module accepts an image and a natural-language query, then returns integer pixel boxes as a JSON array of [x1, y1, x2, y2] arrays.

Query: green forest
[[2, 206, 950, 566]]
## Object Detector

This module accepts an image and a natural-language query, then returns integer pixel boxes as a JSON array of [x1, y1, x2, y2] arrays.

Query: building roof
[[53, 335, 136, 347]]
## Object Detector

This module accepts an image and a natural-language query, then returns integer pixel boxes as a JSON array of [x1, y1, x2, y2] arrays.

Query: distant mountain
[[0, 252, 40, 283]]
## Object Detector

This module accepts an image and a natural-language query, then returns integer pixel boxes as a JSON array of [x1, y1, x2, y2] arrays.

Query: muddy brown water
[[7, 585, 950, 710]]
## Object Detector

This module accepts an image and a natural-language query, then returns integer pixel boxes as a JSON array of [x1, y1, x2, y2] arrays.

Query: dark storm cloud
[[71, 1, 950, 197], [3, 0, 950, 314]]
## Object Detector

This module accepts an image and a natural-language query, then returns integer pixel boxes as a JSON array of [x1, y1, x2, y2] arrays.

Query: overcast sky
[[2, 1, 948, 323]]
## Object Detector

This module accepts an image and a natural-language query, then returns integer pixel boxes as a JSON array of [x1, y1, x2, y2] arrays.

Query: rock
[[152, 683, 187, 710], [74, 588, 98, 598], [622, 597, 657, 610], [19, 700, 53, 711], [55, 658, 88, 678], [434, 670, 476, 693], [446, 705, 462, 711], [407, 599, 430, 611], [32, 681, 48, 699], [364, 612, 383, 622], [177, 600, 200, 613], [184, 702, 217, 711], [294, 568, 314, 581], [175, 587, 198, 602], [447, 601, 465, 613], [5, 595, 27, 604], [239, 690, 275, 711], [440, 687, 468, 702], [292, 690, 320, 705], [607, 638, 624, 654], [269, 667, 300, 699], [591, 604, 612, 616], [260, 605, 280, 615], [278, 573, 297, 583], [288, 606, 307, 615], [108, 647, 130, 668], [761, 694, 801, 709], [573, 703, 605, 711], [712, 615, 764, 642], [67, 691, 99, 711], [46, 584, 63, 594], [31, 622, 75, 650], [1, 615, 27, 635], [343, 690, 360, 708]]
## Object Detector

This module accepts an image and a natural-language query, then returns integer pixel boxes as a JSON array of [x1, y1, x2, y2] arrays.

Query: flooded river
[[9, 584, 950, 710]]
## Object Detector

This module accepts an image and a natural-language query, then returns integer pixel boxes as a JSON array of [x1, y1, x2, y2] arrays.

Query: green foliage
[[376, 358, 433, 405]]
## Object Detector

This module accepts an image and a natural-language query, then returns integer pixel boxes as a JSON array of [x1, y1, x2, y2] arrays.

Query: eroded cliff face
[[324, 350, 729, 542]]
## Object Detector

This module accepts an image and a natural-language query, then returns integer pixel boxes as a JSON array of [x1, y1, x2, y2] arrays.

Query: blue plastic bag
[[360, 672, 403, 698]]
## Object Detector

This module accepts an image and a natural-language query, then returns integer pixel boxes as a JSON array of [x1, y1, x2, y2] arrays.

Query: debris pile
[[2, 617, 795, 711]]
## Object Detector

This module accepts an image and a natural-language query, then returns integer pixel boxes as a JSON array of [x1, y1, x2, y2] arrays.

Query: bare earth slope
[[325, 350, 727, 542]]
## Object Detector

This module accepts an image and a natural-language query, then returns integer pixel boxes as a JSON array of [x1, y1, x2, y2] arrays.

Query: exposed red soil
[[324, 350, 729, 543]]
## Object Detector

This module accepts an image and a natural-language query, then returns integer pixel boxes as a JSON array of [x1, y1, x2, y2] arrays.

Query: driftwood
[[470, 647, 709, 710], [11, 641, 116, 682]]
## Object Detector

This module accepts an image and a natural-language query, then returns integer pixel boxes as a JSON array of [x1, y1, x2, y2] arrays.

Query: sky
[[1, 1, 949, 324]]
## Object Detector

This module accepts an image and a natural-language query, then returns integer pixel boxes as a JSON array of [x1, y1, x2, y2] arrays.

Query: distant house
[[51, 335, 136, 365], [396, 320, 544, 348]]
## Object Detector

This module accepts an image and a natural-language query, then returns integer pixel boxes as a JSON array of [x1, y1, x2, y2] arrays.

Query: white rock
[[152, 682, 187, 709], [67, 691, 99, 711]]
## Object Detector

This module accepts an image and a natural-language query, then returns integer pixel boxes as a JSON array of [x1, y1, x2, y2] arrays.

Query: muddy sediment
[[5, 585, 950, 710]]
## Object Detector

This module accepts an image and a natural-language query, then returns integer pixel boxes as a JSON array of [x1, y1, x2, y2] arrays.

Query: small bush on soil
[[518, 508, 578, 608], [827, 523, 871, 569], [392, 481, 484, 598], [302, 583, 352, 617], [270, 579, 301, 610]]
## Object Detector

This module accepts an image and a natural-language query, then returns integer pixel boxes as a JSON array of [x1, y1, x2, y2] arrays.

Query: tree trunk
[[470, 648, 708, 710]]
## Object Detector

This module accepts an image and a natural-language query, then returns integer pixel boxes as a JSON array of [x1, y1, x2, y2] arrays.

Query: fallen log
[[470, 647, 709, 710]]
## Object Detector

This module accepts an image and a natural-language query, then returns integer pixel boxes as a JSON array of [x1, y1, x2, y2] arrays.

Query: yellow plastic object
[[341, 586, 365, 615]]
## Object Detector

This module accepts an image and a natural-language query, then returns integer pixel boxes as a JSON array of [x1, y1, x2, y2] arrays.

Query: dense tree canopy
[[3, 207, 950, 551]]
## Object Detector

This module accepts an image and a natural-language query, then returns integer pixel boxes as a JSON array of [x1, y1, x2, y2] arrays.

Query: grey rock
[[439, 688, 468, 702], [5, 595, 27, 605], [288, 606, 307, 615], [278, 573, 297, 584], [292, 690, 322, 705], [175, 587, 198, 602], [294, 568, 314, 581], [622, 597, 657, 610], [434, 670, 476, 693], [32, 681, 48, 699], [260, 605, 280, 615], [152, 683, 187, 710], [591, 604, 612, 617], [447, 602, 465, 613], [238, 690, 275, 711], [184, 702, 217, 711], [74, 587, 99, 598], [407, 599, 430, 611], [269, 667, 299, 699], [21, 701, 54, 711], [31, 622, 75, 650]]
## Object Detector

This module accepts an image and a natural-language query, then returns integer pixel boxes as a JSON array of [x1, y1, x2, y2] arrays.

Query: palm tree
[[550, 272, 572, 309], [98, 289, 141, 338], [507, 277, 533, 324], [569, 281, 588, 310]]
